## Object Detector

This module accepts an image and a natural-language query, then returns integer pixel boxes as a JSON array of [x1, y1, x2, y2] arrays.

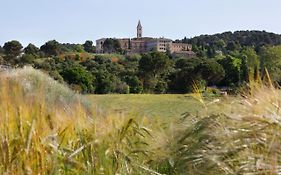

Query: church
[[96, 21, 195, 57]]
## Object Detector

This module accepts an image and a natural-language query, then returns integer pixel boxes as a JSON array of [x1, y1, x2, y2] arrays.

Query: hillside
[[182, 30, 281, 47], [2, 31, 281, 95]]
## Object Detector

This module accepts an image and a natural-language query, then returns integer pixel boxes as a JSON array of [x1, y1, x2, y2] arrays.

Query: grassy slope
[[89, 94, 209, 118]]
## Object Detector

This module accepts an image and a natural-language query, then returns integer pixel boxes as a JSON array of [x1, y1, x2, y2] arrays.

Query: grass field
[[1, 67, 281, 174], [88, 94, 214, 118]]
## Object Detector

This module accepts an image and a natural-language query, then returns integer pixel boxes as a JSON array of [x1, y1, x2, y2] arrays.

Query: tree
[[60, 61, 94, 93], [226, 41, 240, 51], [24, 43, 40, 56], [20, 54, 36, 65], [60, 43, 85, 53], [125, 76, 143, 93], [195, 59, 225, 85], [218, 55, 242, 86], [81, 57, 127, 94], [71, 44, 84, 53], [186, 31, 281, 52], [40, 40, 62, 57], [169, 58, 204, 93], [83, 40, 95, 53], [240, 47, 259, 81], [3, 40, 23, 61], [0, 46, 4, 54], [207, 46, 216, 58], [259, 46, 281, 84], [103, 38, 122, 54], [139, 52, 172, 93]]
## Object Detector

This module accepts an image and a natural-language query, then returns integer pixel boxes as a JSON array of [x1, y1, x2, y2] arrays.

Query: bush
[[125, 76, 143, 94], [204, 87, 221, 97], [115, 81, 130, 94], [20, 54, 36, 64], [154, 80, 168, 94], [60, 63, 94, 93]]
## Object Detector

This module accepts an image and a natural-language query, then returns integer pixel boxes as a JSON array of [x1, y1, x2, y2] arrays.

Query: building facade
[[96, 38, 107, 54], [118, 38, 130, 51], [96, 21, 195, 56]]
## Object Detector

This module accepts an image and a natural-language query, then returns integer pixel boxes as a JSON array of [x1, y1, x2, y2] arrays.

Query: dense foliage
[[180, 30, 281, 58], [1, 30, 281, 94]]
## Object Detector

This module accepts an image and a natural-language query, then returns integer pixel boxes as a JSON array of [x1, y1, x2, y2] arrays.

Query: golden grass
[[0, 67, 281, 174], [0, 67, 162, 174]]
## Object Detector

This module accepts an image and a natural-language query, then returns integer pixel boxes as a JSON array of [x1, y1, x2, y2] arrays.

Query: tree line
[[1, 30, 281, 94]]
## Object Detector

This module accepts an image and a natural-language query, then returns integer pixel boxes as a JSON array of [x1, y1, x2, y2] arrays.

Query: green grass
[[88, 94, 210, 118]]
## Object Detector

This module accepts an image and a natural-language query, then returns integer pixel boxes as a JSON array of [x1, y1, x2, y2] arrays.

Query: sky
[[1, 0, 281, 47]]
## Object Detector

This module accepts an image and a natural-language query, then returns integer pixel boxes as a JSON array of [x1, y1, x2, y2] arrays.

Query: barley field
[[0, 67, 280, 174]]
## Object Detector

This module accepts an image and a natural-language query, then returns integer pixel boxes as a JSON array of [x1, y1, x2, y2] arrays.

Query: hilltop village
[[96, 21, 195, 57], [1, 27, 281, 95]]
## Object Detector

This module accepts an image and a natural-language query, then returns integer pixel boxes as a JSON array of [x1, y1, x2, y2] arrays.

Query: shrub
[[60, 63, 95, 93]]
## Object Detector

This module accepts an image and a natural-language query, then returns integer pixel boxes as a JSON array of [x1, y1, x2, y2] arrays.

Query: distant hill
[[179, 30, 281, 48]]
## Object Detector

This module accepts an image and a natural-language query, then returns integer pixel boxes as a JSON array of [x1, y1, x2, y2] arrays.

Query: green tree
[[40, 40, 62, 57], [226, 41, 240, 51], [139, 52, 172, 93], [24, 43, 40, 56], [125, 76, 143, 93], [103, 38, 122, 54], [218, 55, 242, 86], [81, 57, 126, 94], [169, 58, 204, 93], [61, 43, 85, 53], [195, 59, 225, 85], [240, 47, 259, 81], [260, 46, 281, 83], [60, 62, 94, 93], [73, 44, 84, 53], [0, 46, 4, 54], [118, 55, 143, 93], [83, 40, 95, 53], [20, 54, 36, 64], [3, 40, 23, 63]]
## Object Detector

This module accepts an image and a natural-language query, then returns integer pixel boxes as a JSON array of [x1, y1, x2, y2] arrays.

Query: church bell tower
[[137, 20, 142, 38]]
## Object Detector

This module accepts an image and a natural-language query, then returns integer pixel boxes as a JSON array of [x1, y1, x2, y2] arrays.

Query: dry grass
[[163, 80, 281, 174], [0, 67, 281, 174], [0, 67, 161, 174]]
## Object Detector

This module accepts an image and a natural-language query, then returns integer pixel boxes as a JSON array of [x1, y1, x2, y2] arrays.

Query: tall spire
[[137, 20, 142, 38], [137, 20, 142, 28]]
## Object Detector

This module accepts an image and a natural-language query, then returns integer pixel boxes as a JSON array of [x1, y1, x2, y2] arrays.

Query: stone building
[[96, 21, 195, 56], [118, 38, 130, 51], [96, 38, 107, 54], [130, 38, 149, 53], [170, 43, 192, 53]]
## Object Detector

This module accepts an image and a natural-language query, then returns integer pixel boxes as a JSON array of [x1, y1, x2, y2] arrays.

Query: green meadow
[[89, 94, 207, 118]]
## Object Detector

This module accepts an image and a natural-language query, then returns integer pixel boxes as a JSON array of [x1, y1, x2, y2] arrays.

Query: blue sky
[[1, 0, 281, 47]]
